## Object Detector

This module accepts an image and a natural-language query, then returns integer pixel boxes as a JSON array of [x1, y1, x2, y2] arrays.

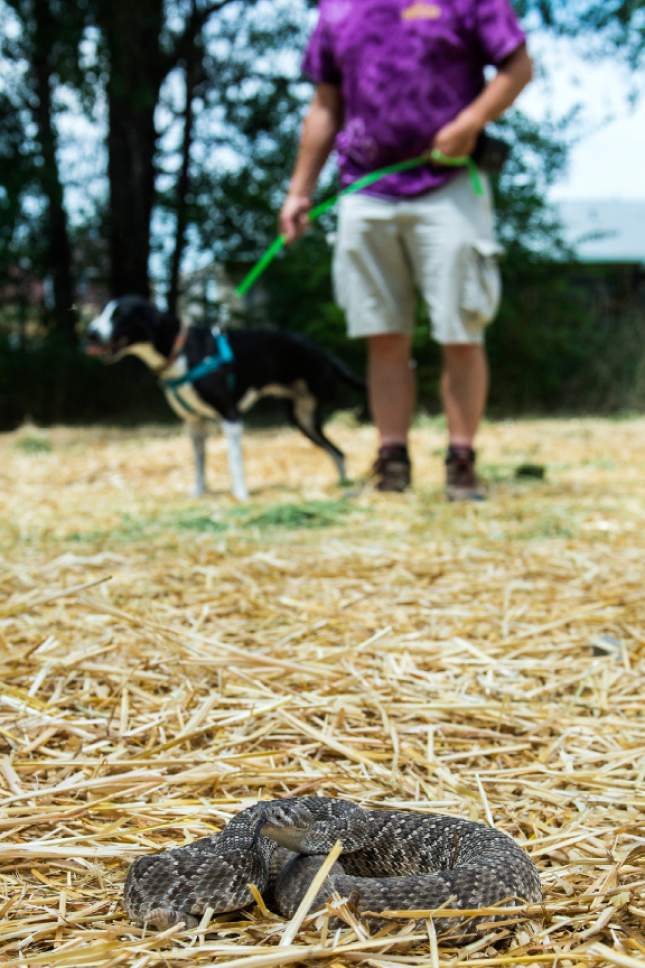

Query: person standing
[[280, 0, 532, 498]]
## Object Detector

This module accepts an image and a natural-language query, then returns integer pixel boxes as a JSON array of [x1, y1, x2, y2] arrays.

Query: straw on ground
[[1, 416, 644, 967]]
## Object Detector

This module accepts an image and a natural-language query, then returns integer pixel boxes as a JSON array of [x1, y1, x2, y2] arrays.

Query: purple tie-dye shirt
[[303, 0, 526, 197]]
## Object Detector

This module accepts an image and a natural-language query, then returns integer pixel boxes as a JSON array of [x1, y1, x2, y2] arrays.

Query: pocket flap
[[472, 239, 504, 258]]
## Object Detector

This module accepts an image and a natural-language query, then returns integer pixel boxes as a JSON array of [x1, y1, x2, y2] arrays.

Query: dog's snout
[[84, 309, 117, 357], [87, 300, 117, 344]]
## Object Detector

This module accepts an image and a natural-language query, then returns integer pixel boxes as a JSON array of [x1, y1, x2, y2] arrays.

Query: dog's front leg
[[222, 420, 248, 501], [188, 421, 208, 497]]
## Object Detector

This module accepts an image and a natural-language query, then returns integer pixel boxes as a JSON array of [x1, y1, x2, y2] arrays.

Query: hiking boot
[[445, 444, 485, 501], [372, 444, 411, 492]]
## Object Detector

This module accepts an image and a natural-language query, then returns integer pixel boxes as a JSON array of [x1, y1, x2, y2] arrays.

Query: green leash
[[235, 150, 483, 298]]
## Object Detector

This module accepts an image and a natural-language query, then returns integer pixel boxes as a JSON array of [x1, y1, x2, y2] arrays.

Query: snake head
[[259, 800, 312, 852], [259, 797, 369, 854]]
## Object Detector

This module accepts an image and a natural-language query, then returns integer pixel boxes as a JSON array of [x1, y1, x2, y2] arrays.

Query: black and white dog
[[86, 296, 364, 500]]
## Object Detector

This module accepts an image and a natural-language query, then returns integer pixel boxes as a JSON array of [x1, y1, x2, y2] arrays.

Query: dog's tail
[[328, 353, 366, 394]]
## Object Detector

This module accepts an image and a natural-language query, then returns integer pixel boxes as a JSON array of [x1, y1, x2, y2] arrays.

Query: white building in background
[[557, 200, 645, 265]]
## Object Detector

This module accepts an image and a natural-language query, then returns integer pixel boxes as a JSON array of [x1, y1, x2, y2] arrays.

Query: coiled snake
[[124, 796, 541, 937]]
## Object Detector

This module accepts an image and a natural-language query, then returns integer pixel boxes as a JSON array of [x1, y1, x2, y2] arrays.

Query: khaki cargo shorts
[[332, 172, 502, 344]]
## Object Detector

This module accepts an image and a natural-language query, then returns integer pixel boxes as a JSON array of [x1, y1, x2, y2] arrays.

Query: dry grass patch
[[1, 417, 644, 967]]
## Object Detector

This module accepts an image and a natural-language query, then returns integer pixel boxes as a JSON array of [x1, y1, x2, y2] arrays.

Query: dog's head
[[85, 296, 177, 367]]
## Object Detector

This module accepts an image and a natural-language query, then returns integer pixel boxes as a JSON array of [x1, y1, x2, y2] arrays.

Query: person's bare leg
[[368, 333, 415, 446], [440, 343, 488, 446], [441, 343, 488, 499]]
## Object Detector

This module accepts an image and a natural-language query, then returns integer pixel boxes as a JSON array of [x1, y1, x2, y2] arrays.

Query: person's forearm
[[287, 86, 343, 197], [462, 45, 533, 129], [432, 45, 532, 157]]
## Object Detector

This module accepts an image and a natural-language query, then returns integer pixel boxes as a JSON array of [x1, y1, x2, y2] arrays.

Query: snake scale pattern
[[124, 797, 541, 938]]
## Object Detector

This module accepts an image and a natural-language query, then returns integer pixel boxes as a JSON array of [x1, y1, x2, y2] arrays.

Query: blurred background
[[1, 0, 643, 429]]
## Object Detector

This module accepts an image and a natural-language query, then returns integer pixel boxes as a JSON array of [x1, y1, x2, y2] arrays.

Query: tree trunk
[[32, 0, 77, 342], [167, 48, 201, 317], [98, 0, 164, 298], [97, 0, 247, 300]]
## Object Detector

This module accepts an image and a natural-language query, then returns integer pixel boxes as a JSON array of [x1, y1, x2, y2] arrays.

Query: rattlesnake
[[124, 796, 541, 937]]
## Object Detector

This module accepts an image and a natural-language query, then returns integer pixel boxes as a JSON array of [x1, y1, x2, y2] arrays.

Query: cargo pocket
[[461, 239, 503, 326], [331, 245, 346, 310]]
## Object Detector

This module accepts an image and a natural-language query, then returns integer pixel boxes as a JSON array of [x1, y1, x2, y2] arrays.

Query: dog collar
[[156, 328, 188, 376], [162, 328, 234, 390]]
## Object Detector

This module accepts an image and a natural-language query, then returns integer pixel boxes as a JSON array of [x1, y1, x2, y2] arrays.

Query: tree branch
[[161, 0, 252, 78]]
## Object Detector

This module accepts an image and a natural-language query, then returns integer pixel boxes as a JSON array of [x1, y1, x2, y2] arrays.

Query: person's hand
[[279, 193, 312, 244], [432, 110, 482, 158]]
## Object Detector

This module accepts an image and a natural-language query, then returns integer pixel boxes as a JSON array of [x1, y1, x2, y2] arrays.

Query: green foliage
[[0, 335, 170, 429], [515, 1, 645, 67], [0, 93, 41, 282], [491, 110, 573, 256], [488, 261, 645, 413], [166, 4, 317, 270]]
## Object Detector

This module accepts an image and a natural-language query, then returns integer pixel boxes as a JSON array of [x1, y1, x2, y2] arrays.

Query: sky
[[518, 36, 645, 201], [553, 105, 645, 200]]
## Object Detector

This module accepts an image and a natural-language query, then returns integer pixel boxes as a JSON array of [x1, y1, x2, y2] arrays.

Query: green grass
[[168, 509, 229, 533], [518, 512, 576, 540], [65, 499, 357, 544], [14, 434, 52, 454], [231, 498, 356, 531]]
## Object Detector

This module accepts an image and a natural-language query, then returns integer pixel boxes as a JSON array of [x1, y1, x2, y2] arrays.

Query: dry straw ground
[[1, 416, 644, 968]]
